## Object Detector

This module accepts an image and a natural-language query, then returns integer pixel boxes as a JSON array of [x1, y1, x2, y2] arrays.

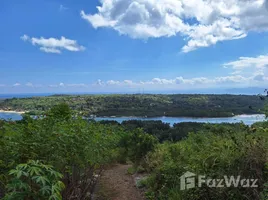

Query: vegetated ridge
[[0, 94, 264, 117]]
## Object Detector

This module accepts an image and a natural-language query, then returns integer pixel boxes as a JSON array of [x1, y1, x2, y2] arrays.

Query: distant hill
[[0, 94, 265, 118]]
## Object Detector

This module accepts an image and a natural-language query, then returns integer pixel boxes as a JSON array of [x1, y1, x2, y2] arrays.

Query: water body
[[0, 112, 266, 126], [0, 112, 23, 121], [95, 114, 266, 126], [0, 93, 53, 99]]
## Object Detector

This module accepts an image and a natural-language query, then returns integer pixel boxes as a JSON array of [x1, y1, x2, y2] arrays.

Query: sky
[[1, 0, 268, 94]]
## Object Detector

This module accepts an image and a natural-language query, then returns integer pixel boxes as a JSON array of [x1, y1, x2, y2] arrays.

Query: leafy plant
[[119, 129, 158, 168], [0, 104, 128, 199], [4, 160, 64, 200], [145, 123, 268, 200]]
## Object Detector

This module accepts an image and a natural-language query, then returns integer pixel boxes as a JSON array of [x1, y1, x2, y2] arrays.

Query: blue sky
[[1, 0, 268, 94]]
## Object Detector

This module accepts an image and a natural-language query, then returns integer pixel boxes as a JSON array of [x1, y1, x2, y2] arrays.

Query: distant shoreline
[[0, 110, 25, 114], [96, 114, 265, 119], [0, 111, 264, 118]]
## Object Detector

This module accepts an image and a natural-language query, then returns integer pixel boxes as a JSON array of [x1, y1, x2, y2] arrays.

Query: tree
[[46, 103, 72, 121], [120, 129, 158, 167]]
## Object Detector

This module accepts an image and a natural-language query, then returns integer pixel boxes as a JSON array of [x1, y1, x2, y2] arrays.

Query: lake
[[0, 112, 266, 126]]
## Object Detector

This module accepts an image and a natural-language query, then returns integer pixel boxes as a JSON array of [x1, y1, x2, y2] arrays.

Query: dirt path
[[94, 164, 145, 200]]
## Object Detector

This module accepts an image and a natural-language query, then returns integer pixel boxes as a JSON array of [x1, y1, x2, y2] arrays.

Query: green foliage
[[145, 124, 268, 200], [0, 94, 264, 117], [119, 129, 158, 167], [0, 104, 127, 199], [127, 167, 136, 175], [46, 103, 72, 121], [4, 160, 64, 200], [1, 102, 268, 200], [121, 120, 248, 143]]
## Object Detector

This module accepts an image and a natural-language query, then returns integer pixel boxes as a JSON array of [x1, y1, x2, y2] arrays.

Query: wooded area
[[0, 94, 264, 117]]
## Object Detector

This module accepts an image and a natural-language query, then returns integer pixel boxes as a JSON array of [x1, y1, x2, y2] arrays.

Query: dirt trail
[[94, 164, 144, 200]]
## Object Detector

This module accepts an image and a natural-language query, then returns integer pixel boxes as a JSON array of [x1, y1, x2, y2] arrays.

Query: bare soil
[[93, 164, 145, 200]]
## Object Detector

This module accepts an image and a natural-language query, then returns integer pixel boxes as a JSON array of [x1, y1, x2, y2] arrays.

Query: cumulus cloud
[[214, 75, 247, 84], [151, 78, 174, 84], [175, 77, 185, 84], [252, 72, 268, 81], [106, 80, 121, 85], [123, 80, 135, 86], [94, 79, 105, 86], [223, 55, 268, 70], [81, 0, 268, 52], [21, 35, 85, 54], [40, 47, 61, 54]]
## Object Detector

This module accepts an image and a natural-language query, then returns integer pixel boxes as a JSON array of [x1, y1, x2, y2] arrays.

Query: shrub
[[4, 160, 64, 200], [0, 104, 127, 199], [119, 129, 158, 168], [145, 125, 268, 200]]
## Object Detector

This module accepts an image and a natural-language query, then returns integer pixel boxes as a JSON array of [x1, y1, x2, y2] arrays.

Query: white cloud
[[252, 72, 268, 81], [24, 83, 43, 88], [214, 75, 247, 84], [94, 74, 266, 89], [94, 79, 105, 86], [25, 82, 34, 87], [123, 80, 135, 85], [107, 80, 121, 85], [81, 0, 268, 52], [151, 78, 174, 84], [66, 83, 88, 87], [20, 34, 29, 41], [223, 55, 268, 70], [59, 5, 68, 11], [3, 73, 268, 91], [253, 74, 265, 81], [21, 35, 85, 54], [40, 47, 61, 54], [49, 84, 58, 88], [231, 70, 242, 75], [81, 11, 116, 28], [49, 83, 65, 88], [13, 83, 21, 87]]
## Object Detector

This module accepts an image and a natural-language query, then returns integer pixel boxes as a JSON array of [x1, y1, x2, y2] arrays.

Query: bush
[[0, 104, 127, 199], [145, 125, 268, 200], [119, 129, 158, 168], [4, 160, 64, 200]]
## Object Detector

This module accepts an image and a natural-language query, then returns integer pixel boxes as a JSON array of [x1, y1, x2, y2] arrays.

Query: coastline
[[96, 114, 265, 119], [0, 110, 25, 114], [0, 110, 264, 119]]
